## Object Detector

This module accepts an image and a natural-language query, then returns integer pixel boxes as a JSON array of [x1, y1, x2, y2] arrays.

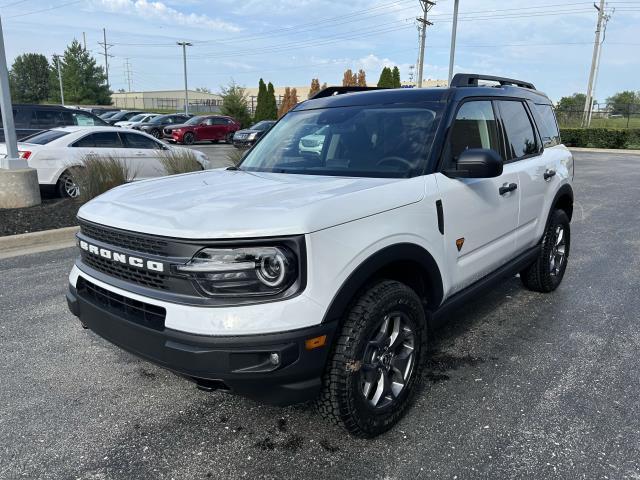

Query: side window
[[448, 101, 499, 164], [212, 117, 227, 125], [71, 112, 100, 126], [31, 110, 68, 128], [534, 103, 560, 147], [72, 132, 122, 148], [122, 132, 162, 149], [498, 101, 539, 160]]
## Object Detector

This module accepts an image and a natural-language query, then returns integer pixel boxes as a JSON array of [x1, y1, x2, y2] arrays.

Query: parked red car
[[164, 115, 240, 144]]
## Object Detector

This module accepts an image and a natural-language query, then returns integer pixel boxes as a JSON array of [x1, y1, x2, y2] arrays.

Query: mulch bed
[[0, 198, 81, 237]]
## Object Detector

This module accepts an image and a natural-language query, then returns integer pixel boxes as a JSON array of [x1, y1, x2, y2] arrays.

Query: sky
[[1, 0, 639, 103]]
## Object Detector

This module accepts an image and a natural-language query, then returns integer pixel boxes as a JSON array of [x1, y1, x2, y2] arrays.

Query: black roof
[[295, 73, 550, 111]]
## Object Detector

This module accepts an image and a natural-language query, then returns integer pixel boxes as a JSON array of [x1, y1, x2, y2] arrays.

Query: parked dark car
[[104, 110, 142, 125], [0, 104, 108, 142], [89, 107, 120, 116], [164, 115, 240, 144], [132, 113, 192, 139], [232, 120, 276, 148]]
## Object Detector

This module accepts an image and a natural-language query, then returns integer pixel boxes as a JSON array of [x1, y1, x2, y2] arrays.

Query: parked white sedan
[[0, 126, 210, 197], [115, 113, 160, 128]]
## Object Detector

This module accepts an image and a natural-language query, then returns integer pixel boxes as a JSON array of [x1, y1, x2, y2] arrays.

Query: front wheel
[[182, 132, 195, 145], [57, 169, 80, 198], [520, 209, 570, 292], [316, 280, 426, 438], [226, 132, 234, 144]]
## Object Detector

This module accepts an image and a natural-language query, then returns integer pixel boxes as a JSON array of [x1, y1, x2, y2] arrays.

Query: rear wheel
[[57, 169, 80, 198], [226, 132, 234, 144], [316, 280, 426, 438], [182, 132, 195, 145], [520, 209, 570, 292], [150, 129, 161, 139]]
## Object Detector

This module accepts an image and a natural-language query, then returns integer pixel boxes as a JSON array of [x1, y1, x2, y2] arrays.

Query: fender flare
[[547, 183, 574, 224], [321, 243, 444, 324]]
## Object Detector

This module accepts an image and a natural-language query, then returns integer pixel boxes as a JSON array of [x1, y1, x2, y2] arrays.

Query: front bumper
[[233, 139, 255, 148], [67, 279, 337, 406]]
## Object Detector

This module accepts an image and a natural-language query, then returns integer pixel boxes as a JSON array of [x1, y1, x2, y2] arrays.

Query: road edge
[[0, 226, 79, 259], [569, 147, 640, 155]]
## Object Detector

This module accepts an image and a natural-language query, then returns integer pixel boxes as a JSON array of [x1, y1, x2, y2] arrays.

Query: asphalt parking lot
[[181, 141, 239, 168], [1, 151, 639, 479]]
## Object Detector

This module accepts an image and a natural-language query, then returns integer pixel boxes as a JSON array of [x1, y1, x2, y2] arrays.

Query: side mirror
[[446, 148, 503, 178]]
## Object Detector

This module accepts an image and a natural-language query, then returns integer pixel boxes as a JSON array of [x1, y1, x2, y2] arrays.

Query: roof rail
[[451, 73, 536, 90], [311, 86, 386, 99]]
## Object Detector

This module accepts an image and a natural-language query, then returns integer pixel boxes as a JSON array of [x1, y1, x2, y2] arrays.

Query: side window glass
[[498, 101, 538, 160], [75, 132, 122, 148], [72, 112, 99, 126], [534, 104, 560, 147], [123, 132, 161, 149], [448, 101, 499, 164], [212, 118, 226, 125]]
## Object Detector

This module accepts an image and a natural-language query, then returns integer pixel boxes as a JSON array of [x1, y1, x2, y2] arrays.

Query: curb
[[0, 226, 79, 254], [569, 147, 640, 155]]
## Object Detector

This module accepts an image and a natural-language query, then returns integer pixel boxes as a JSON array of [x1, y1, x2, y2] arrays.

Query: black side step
[[429, 245, 539, 328]]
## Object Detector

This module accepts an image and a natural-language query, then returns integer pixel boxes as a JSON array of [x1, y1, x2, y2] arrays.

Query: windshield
[[252, 121, 275, 131], [240, 104, 442, 178], [20, 130, 70, 145], [128, 114, 147, 122], [185, 116, 205, 125], [149, 115, 170, 124]]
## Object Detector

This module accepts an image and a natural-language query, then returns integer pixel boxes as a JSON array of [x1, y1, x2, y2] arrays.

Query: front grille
[[80, 221, 169, 256], [77, 277, 166, 331], [81, 252, 169, 290]]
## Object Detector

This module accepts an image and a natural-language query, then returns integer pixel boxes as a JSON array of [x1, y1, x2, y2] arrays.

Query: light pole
[[448, 0, 459, 85], [177, 41, 192, 115], [54, 54, 64, 106], [0, 15, 40, 207]]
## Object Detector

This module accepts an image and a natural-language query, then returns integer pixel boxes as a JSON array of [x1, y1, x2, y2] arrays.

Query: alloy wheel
[[61, 173, 80, 198], [549, 225, 567, 276], [360, 312, 416, 409]]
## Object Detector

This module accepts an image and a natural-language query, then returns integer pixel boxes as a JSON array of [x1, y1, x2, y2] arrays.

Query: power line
[[5, 0, 82, 18], [0, 0, 31, 8]]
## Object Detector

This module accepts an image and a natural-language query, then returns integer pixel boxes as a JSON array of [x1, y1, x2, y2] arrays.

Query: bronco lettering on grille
[[79, 240, 165, 273]]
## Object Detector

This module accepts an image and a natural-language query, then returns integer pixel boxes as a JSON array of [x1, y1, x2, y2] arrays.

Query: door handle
[[134, 152, 146, 156], [499, 183, 518, 195], [543, 169, 556, 180]]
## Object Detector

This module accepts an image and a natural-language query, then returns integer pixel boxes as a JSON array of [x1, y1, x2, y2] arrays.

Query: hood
[[236, 128, 261, 134], [78, 169, 425, 239]]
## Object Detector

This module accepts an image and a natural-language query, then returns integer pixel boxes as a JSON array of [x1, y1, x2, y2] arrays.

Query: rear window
[[20, 130, 70, 145], [534, 103, 561, 147]]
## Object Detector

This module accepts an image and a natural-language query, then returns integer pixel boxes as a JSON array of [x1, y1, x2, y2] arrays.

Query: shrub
[[225, 148, 246, 167], [560, 128, 640, 149], [74, 154, 135, 202], [158, 149, 203, 175]]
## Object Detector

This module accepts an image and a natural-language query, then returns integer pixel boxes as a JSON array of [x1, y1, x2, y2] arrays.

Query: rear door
[[495, 99, 547, 252], [120, 131, 165, 179], [70, 131, 133, 179], [436, 99, 520, 295], [210, 117, 230, 140]]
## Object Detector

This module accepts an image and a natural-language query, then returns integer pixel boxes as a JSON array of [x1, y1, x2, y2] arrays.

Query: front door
[[436, 99, 520, 296], [120, 131, 165, 179]]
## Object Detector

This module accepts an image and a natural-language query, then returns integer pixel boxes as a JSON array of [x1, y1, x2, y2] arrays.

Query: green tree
[[219, 80, 252, 127], [606, 90, 640, 114], [49, 39, 111, 104], [377, 67, 394, 88], [392, 66, 401, 88], [254, 78, 268, 121], [9, 53, 50, 103], [266, 82, 277, 119], [556, 93, 587, 112]]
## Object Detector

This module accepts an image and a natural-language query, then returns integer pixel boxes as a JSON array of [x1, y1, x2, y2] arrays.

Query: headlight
[[176, 246, 298, 297], [247, 132, 258, 140]]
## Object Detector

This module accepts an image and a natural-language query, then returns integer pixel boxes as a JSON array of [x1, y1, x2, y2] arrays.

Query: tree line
[[557, 91, 640, 114], [10, 39, 111, 105]]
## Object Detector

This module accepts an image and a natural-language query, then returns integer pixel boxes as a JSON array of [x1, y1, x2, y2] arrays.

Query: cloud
[[95, 0, 241, 32]]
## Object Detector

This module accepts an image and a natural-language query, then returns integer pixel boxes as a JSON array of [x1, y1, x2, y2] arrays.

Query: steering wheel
[[375, 156, 413, 169]]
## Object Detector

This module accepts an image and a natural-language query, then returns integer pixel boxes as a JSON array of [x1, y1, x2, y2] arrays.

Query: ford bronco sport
[[67, 74, 574, 437]]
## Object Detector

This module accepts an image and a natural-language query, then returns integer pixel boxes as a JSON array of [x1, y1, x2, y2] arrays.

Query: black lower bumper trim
[[68, 284, 336, 406]]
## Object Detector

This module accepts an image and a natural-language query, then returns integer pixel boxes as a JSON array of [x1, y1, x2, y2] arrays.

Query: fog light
[[269, 353, 280, 365]]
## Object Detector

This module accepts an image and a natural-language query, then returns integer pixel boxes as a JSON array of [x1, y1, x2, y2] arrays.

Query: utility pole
[[98, 28, 113, 88], [582, 0, 606, 127], [587, 8, 613, 126], [416, 0, 435, 88], [0, 16, 19, 168], [124, 58, 132, 92], [54, 55, 64, 106], [448, 0, 459, 85], [82, 32, 87, 50], [177, 41, 192, 115]]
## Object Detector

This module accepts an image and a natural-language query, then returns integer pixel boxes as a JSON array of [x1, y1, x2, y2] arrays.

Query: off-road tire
[[316, 280, 426, 438], [520, 209, 570, 292]]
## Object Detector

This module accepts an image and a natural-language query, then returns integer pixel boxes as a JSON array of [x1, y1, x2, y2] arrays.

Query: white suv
[[67, 74, 574, 437]]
